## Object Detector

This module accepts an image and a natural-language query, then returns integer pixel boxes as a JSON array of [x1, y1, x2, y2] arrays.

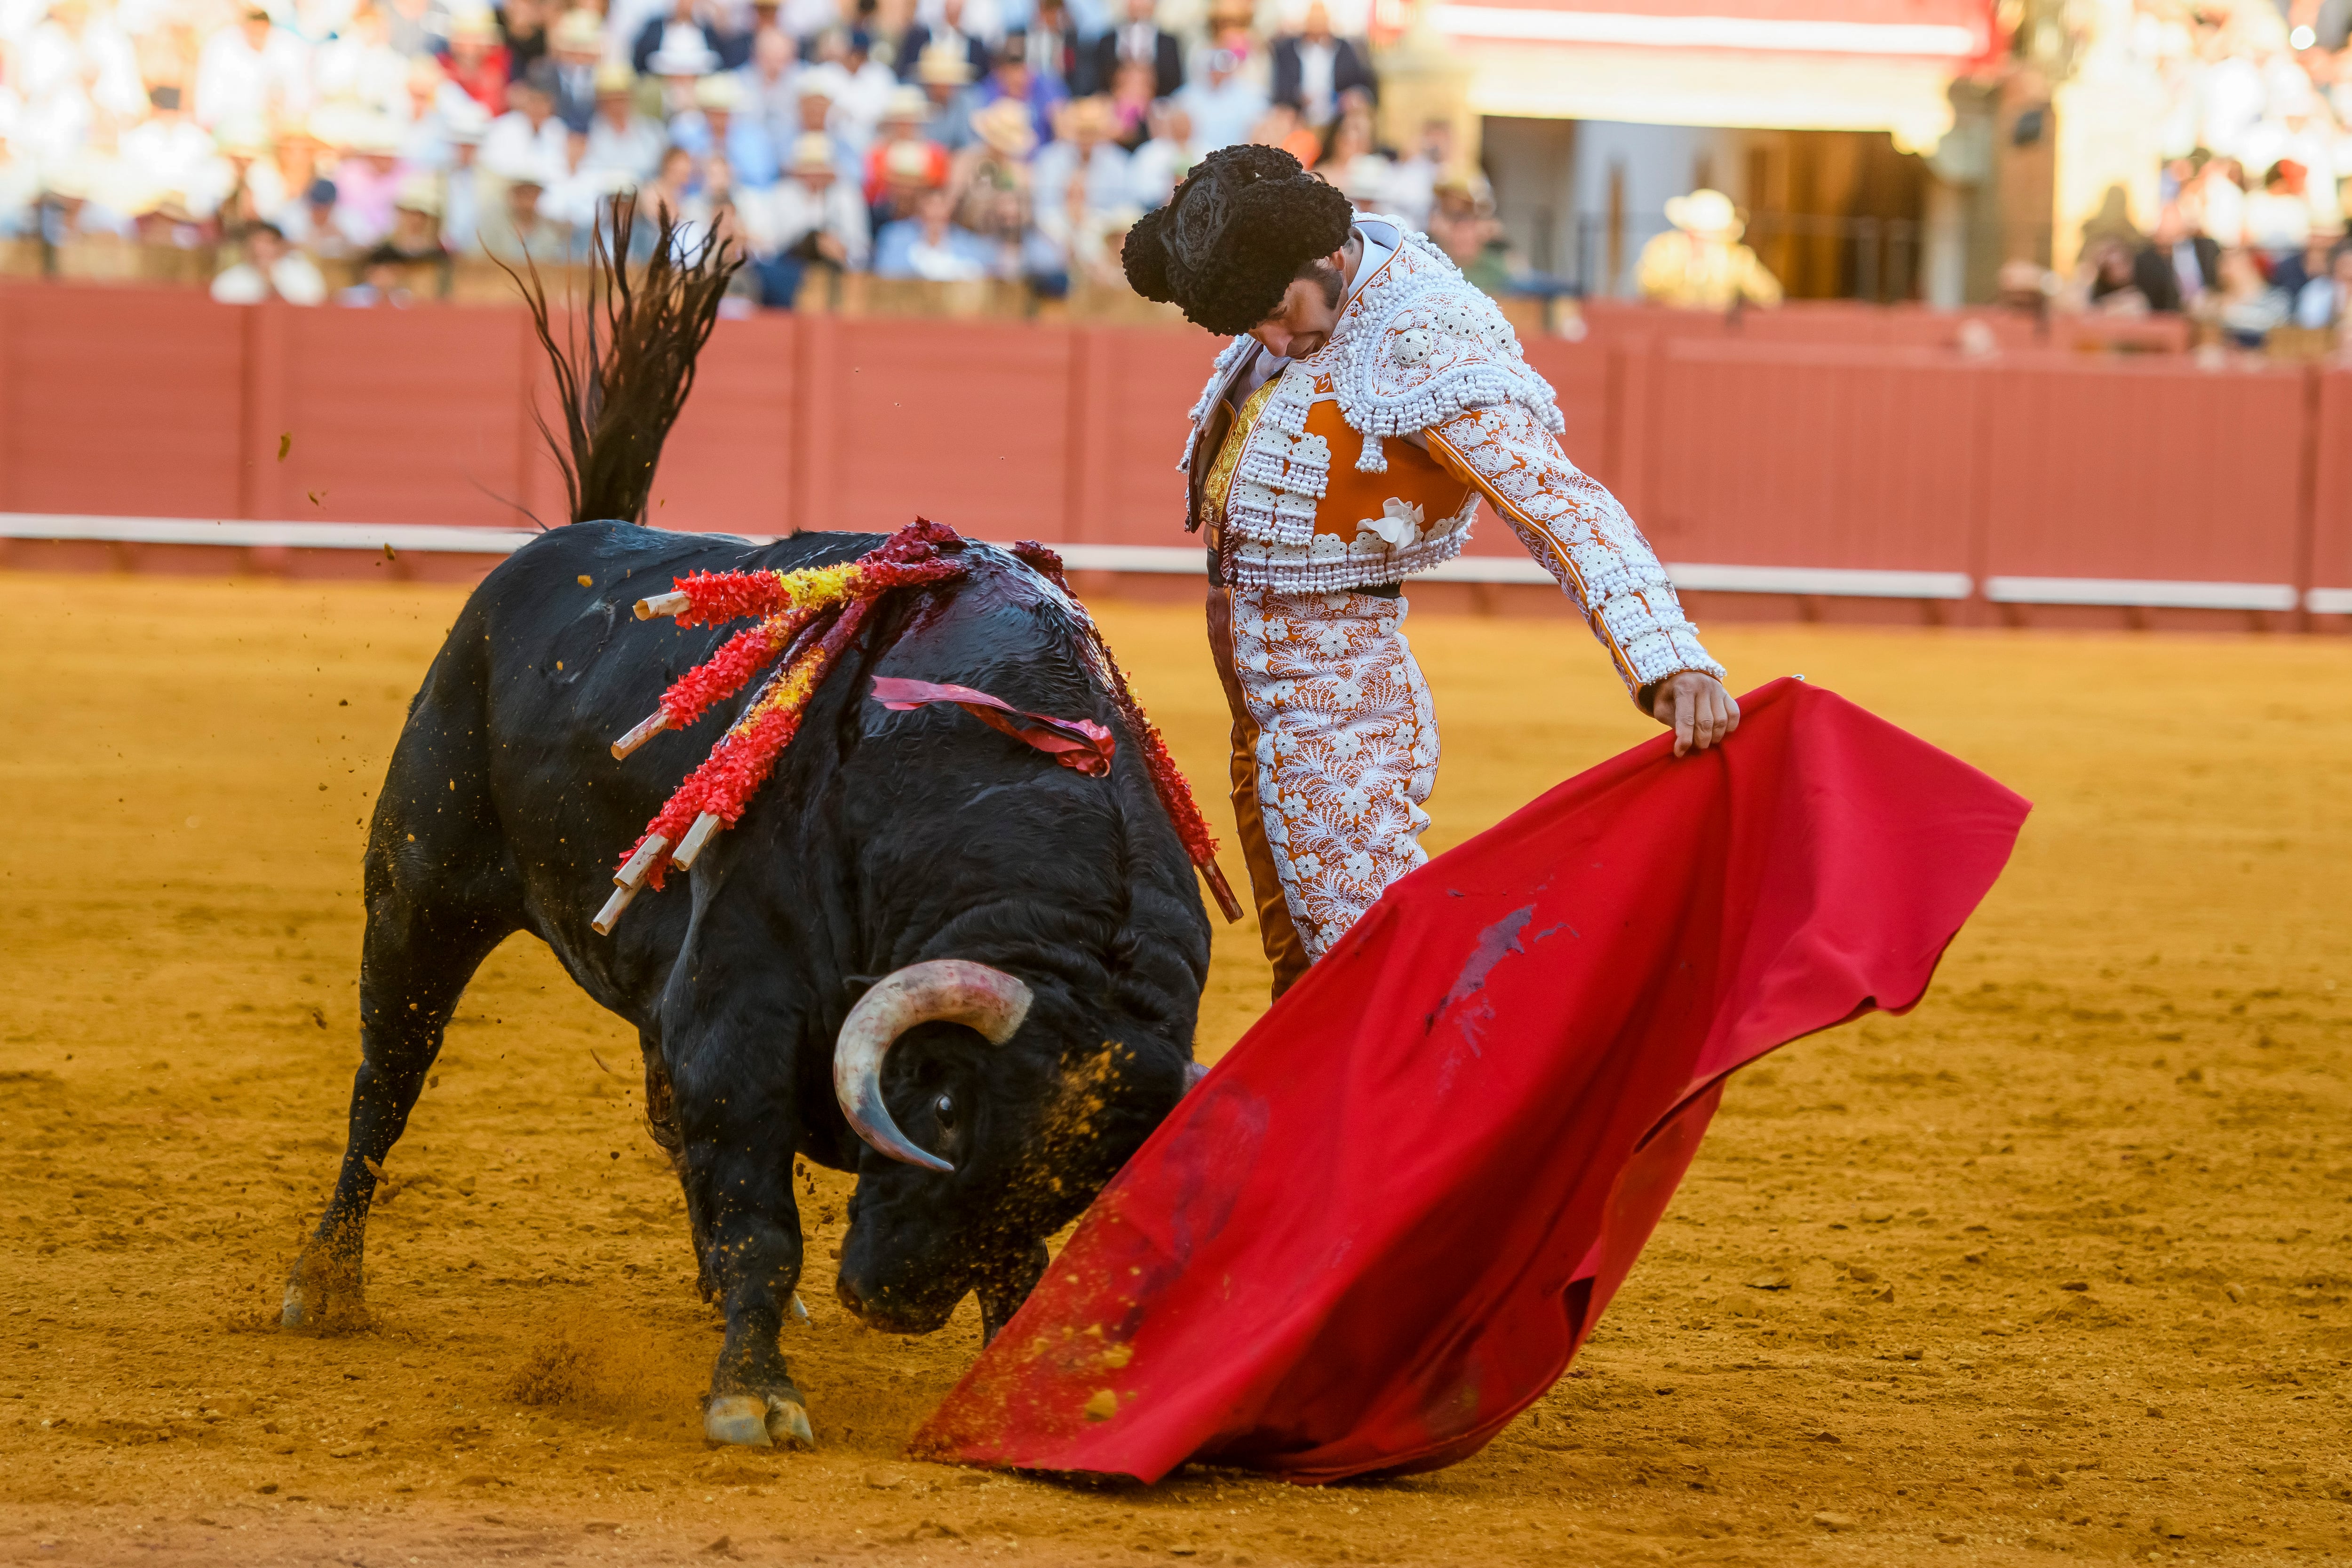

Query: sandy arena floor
[[0, 571, 2347, 1568]]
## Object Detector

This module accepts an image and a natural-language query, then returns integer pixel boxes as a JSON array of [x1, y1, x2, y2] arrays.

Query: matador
[[1123, 146, 1741, 996]]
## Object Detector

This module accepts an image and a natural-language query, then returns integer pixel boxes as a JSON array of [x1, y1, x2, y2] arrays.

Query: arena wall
[[1, 281, 2344, 630]]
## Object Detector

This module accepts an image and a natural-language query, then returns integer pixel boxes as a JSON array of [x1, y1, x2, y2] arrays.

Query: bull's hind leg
[[283, 888, 514, 1328]]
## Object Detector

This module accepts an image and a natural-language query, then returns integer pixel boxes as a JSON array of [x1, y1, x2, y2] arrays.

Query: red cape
[[910, 679, 2028, 1483]]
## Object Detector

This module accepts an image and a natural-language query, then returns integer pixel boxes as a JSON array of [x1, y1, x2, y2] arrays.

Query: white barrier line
[[1985, 576, 2298, 612], [1664, 564, 1973, 599], [2307, 588, 2352, 614], [17, 515, 2308, 612]]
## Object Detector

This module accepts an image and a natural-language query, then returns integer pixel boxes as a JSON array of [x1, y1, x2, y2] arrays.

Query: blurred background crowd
[[0, 0, 1521, 308], [3, 0, 2350, 345], [2038, 0, 2352, 345]]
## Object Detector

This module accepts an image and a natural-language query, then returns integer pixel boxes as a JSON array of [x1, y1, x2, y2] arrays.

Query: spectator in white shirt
[[195, 5, 314, 129], [483, 72, 569, 184], [784, 72, 859, 175], [584, 61, 665, 181], [740, 27, 797, 141], [1125, 96, 1192, 207], [1031, 93, 1129, 216], [19, 0, 144, 125], [120, 85, 231, 220], [210, 221, 330, 302], [543, 126, 610, 230], [754, 127, 870, 271], [1174, 39, 1265, 153], [313, 0, 412, 123], [477, 148, 572, 261], [545, 8, 604, 130]]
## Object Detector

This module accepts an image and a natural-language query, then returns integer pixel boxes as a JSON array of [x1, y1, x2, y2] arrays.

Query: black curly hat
[[1123, 145, 1355, 335]]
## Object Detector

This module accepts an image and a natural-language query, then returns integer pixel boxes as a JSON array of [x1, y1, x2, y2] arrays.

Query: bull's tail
[[507, 196, 744, 526]]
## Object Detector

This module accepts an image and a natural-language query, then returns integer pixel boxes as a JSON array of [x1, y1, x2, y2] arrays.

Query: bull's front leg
[[675, 1061, 814, 1449]]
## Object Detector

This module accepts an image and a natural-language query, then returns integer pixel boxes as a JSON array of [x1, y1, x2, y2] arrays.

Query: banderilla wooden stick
[[614, 833, 669, 891], [590, 881, 640, 937], [669, 811, 723, 871], [635, 590, 691, 620], [611, 709, 670, 759]]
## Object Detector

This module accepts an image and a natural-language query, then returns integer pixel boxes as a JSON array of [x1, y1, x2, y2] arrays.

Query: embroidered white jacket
[[1182, 218, 1723, 697]]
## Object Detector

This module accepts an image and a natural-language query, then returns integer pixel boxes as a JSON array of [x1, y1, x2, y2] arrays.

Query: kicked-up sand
[[0, 571, 2346, 1566]]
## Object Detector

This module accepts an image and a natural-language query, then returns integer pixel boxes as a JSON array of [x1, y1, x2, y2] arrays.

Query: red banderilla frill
[[594, 522, 968, 935]]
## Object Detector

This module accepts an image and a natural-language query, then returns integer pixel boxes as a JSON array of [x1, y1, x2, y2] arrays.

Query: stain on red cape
[[909, 678, 2028, 1483]]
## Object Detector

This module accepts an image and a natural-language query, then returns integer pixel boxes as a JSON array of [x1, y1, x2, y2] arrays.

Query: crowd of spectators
[[0, 0, 1497, 309], [2063, 0, 2352, 344]]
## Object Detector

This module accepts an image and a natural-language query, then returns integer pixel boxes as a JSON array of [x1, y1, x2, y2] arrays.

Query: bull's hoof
[[705, 1393, 815, 1449], [281, 1248, 364, 1331]]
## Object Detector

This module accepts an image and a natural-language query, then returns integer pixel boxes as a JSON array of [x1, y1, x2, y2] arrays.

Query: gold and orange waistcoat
[[1196, 364, 1479, 592]]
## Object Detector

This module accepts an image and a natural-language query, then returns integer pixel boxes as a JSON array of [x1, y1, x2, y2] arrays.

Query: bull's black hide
[[284, 521, 1210, 1443]]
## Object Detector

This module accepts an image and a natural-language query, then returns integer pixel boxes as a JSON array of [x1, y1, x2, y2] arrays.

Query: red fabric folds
[[909, 678, 2028, 1484], [870, 677, 1118, 777]]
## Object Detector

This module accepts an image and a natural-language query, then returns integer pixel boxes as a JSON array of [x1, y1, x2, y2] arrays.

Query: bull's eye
[[934, 1092, 956, 1131]]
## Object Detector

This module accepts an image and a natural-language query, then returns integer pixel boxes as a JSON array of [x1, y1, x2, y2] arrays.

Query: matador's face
[[1248, 245, 1352, 360]]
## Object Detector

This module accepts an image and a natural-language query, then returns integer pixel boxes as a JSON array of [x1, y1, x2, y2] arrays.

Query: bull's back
[[372, 524, 884, 1011]]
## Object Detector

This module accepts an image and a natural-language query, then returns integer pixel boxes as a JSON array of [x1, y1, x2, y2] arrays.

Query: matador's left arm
[[1422, 401, 1724, 707]]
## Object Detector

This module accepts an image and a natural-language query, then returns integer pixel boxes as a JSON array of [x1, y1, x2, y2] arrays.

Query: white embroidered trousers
[[1227, 582, 1439, 961]]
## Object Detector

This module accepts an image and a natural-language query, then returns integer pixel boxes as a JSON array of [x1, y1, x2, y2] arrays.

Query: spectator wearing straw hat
[[748, 127, 872, 298], [211, 221, 329, 303], [898, 0, 990, 85], [783, 71, 861, 176], [477, 147, 571, 262], [910, 41, 979, 149], [862, 84, 944, 203], [974, 32, 1065, 148], [953, 96, 1034, 224], [673, 71, 779, 185], [1084, 0, 1182, 99], [646, 27, 723, 124], [438, 8, 513, 115], [584, 61, 664, 180], [546, 8, 606, 129], [1635, 186, 1781, 310], [1033, 95, 1128, 216]]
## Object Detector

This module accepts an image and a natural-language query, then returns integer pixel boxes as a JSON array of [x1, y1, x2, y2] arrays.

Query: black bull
[[283, 521, 1211, 1446]]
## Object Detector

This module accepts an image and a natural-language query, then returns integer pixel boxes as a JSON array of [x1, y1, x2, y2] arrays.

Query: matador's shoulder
[[1330, 222, 1565, 473]]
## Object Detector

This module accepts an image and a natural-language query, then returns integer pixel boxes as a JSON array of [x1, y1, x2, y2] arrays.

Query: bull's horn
[[833, 960, 1033, 1173]]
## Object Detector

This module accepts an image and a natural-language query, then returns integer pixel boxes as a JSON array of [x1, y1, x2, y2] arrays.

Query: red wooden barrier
[[0, 281, 2335, 629]]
